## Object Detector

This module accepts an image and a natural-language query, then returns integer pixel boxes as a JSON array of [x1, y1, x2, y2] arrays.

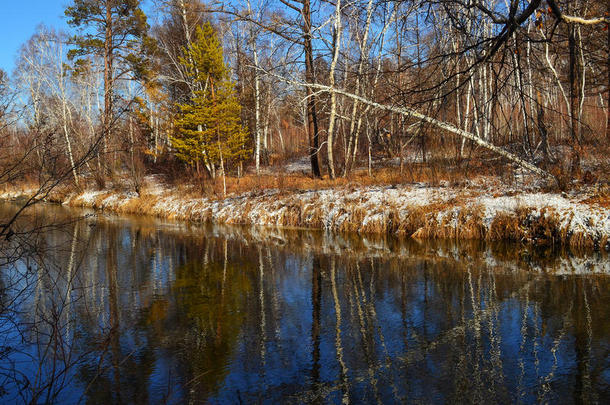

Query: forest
[[1, 2, 610, 402], [0, 0, 609, 202]]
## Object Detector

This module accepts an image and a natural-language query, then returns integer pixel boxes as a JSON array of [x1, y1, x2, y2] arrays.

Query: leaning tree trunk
[[298, 81, 554, 180]]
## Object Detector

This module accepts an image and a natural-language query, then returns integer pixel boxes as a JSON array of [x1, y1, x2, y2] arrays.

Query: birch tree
[[17, 28, 80, 186], [325, 0, 342, 179]]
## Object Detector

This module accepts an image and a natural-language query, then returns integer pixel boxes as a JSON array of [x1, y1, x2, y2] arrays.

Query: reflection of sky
[[207, 256, 610, 403], [148, 348, 185, 403], [1, 216, 609, 404]]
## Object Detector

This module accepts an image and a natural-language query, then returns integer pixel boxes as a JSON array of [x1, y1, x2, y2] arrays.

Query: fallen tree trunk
[[303, 81, 554, 180]]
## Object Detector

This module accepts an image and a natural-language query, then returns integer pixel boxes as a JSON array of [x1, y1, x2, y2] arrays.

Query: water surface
[[0, 203, 609, 403]]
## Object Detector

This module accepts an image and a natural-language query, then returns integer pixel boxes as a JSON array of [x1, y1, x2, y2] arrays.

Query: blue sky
[[0, 1, 161, 75], [0, 1, 70, 74]]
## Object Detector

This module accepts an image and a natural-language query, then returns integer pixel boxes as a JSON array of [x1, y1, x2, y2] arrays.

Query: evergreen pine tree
[[172, 23, 250, 176]]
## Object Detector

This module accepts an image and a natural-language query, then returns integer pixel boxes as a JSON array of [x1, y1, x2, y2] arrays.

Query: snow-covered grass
[[0, 186, 38, 200], [59, 181, 610, 251], [3, 178, 610, 251]]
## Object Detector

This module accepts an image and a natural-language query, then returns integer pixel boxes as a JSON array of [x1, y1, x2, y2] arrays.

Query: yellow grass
[[2, 169, 608, 252]]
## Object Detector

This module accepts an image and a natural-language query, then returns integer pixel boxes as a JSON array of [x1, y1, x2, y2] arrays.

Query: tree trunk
[[537, 90, 549, 164], [303, 0, 321, 178], [103, 0, 114, 174], [607, 3, 610, 142], [57, 45, 79, 187], [367, 122, 372, 177], [326, 0, 341, 179], [577, 26, 586, 142], [247, 0, 262, 174], [343, 0, 374, 177], [62, 117, 79, 187], [253, 41, 261, 174], [513, 33, 532, 154], [568, 24, 581, 173]]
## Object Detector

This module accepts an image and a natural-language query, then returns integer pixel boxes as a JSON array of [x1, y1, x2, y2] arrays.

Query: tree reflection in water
[[0, 204, 609, 403]]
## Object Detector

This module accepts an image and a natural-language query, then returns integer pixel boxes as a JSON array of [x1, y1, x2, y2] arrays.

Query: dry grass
[[112, 188, 608, 250], [407, 206, 486, 240], [581, 184, 610, 208], [3, 168, 609, 252], [118, 193, 159, 215], [488, 213, 524, 241], [203, 161, 496, 198]]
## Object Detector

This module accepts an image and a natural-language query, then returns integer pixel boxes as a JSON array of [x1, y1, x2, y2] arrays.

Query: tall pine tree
[[172, 23, 249, 178], [65, 0, 152, 166]]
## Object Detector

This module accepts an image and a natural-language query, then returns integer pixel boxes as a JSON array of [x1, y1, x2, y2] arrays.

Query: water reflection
[[0, 205, 609, 403]]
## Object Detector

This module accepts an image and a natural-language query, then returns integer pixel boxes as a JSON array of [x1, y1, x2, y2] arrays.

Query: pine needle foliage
[[172, 23, 250, 174]]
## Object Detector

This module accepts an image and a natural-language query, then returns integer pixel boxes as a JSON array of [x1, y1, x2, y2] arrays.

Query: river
[[0, 203, 608, 403]]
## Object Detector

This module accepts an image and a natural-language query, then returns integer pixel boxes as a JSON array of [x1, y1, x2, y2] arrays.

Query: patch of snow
[[284, 157, 311, 173], [76, 190, 105, 205]]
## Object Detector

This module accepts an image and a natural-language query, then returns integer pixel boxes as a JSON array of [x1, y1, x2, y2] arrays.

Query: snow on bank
[[0, 187, 37, 200], [59, 183, 610, 251], [2, 183, 608, 272]]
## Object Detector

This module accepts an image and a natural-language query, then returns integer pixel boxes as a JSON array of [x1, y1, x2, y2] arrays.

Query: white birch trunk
[[343, 0, 375, 176], [247, 0, 262, 174], [326, 0, 342, 179]]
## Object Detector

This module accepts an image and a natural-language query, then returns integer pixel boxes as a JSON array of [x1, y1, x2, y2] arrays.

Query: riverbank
[[2, 178, 610, 251]]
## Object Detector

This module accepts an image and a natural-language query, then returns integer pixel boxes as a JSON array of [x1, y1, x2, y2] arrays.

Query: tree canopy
[[172, 23, 250, 175]]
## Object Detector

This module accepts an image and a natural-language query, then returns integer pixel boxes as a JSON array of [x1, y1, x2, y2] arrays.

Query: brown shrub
[[455, 207, 486, 240], [488, 213, 524, 241]]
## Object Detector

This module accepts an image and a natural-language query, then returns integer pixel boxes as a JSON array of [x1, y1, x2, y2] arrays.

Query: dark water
[[0, 204, 609, 404]]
